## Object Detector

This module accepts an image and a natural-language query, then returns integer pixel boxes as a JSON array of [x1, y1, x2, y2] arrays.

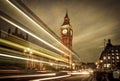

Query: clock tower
[[60, 11, 73, 69]]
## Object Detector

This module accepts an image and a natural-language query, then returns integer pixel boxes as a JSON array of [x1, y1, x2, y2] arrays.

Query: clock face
[[62, 29, 67, 34]]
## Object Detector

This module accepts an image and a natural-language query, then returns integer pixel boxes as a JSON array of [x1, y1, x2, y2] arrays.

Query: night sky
[[1, 0, 120, 62]]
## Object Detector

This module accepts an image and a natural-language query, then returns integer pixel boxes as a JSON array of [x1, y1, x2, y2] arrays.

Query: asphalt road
[[46, 74, 95, 81], [0, 73, 95, 81], [63, 75, 94, 81]]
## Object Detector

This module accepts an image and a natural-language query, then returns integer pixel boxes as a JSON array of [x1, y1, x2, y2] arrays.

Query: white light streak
[[1, 16, 68, 56], [6, 0, 70, 56], [68, 71, 90, 75], [0, 53, 69, 67], [0, 73, 56, 79], [0, 38, 66, 62], [31, 75, 71, 81]]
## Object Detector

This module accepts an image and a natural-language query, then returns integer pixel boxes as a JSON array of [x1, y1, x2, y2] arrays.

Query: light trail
[[6, 0, 70, 57], [31, 74, 71, 81], [0, 30, 68, 62], [68, 71, 90, 75], [0, 38, 55, 61], [15, 0, 81, 61], [0, 16, 69, 57], [0, 73, 56, 79], [0, 53, 69, 67], [0, 38, 68, 62]]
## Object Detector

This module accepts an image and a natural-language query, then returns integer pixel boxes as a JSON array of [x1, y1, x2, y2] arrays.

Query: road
[[62, 75, 94, 81], [0, 74, 95, 81], [0, 71, 96, 81], [33, 74, 95, 81]]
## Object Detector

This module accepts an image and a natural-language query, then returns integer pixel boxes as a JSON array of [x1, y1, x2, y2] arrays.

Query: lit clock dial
[[62, 29, 67, 34]]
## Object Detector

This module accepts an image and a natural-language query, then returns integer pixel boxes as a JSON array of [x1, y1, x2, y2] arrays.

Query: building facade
[[98, 39, 120, 71], [60, 12, 73, 69]]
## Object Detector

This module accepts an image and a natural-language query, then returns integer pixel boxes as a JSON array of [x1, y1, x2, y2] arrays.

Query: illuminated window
[[116, 50, 118, 52], [100, 60, 103, 63], [103, 56, 106, 60], [108, 56, 110, 59], [111, 50, 114, 52], [107, 64, 111, 68], [104, 64, 107, 67], [104, 64, 110, 68], [116, 53, 119, 55], [112, 53, 114, 55], [116, 56, 119, 59]]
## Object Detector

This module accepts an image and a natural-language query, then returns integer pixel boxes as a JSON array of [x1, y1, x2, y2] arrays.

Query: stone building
[[98, 39, 120, 71]]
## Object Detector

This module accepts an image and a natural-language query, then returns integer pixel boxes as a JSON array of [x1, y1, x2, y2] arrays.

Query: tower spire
[[62, 10, 70, 25], [65, 9, 68, 18]]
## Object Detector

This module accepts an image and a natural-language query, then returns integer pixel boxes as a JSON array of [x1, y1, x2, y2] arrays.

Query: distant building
[[98, 39, 120, 71], [81, 62, 96, 70]]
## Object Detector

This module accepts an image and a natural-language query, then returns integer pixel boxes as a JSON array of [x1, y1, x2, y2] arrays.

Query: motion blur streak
[[31, 75, 71, 81], [6, 0, 70, 56], [68, 71, 90, 75], [0, 53, 69, 67], [0, 38, 67, 62], [0, 15, 69, 56], [0, 73, 56, 79]]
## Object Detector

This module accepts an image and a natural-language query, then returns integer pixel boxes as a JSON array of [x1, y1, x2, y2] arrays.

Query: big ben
[[60, 11, 73, 69]]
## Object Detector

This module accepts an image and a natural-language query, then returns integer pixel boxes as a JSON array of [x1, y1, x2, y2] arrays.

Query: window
[[108, 56, 110, 59], [116, 56, 119, 59], [111, 50, 114, 52], [112, 53, 114, 55], [116, 53, 119, 55], [103, 56, 106, 60], [104, 64, 107, 67], [100, 60, 103, 63], [116, 50, 118, 52], [104, 64, 110, 68]]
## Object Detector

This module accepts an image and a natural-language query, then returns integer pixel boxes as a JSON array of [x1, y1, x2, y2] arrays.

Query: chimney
[[108, 39, 111, 44], [107, 39, 112, 46], [8, 27, 11, 34]]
